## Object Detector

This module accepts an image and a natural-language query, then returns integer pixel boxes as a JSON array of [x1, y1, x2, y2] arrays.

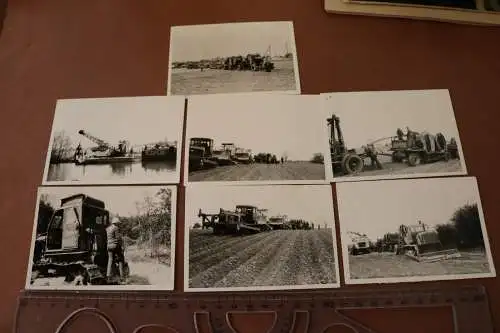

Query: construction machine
[[74, 130, 132, 164], [327, 114, 380, 175], [188, 137, 219, 171], [198, 205, 272, 235], [347, 231, 372, 255], [396, 221, 461, 262], [31, 194, 129, 286], [268, 215, 291, 230], [389, 128, 459, 166]]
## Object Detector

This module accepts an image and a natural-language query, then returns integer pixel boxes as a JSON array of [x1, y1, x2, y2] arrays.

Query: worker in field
[[106, 216, 125, 283], [364, 144, 382, 170]]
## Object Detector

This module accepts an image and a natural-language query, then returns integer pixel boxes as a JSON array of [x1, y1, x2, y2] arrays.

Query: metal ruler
[[15, 284, 493, 333]]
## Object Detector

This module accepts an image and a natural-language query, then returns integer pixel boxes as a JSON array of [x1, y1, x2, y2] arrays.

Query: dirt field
[[188, 229, 337, 288], [335, 155, 464, 178], [30, 245, 172, 288], [348, 251, 491, 280], [169, 59, 297, 95], [189, 161, 326, 182]]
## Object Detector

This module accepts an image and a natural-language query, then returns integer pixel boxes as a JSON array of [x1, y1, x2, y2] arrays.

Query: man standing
[[106, 216, 125, 283]]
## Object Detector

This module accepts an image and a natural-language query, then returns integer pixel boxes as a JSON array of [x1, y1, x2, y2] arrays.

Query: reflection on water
[[47, 161, 177, 182]]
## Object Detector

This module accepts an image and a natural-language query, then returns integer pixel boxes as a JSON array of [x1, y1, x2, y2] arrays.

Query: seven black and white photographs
[[321, 89, 468, 182], [184, 184, 340, 291], [42, 96, 185, 185], [167, 21, 301, 96], [183, 94, 331, 185], [25, 185, 177, 290], [337, 176, 496, 285]]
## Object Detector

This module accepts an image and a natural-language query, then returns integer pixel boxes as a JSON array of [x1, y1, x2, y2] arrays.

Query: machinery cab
[[190, 137, 214, 157], [43, 194, 110, 267], [235, 205, 267, 225]]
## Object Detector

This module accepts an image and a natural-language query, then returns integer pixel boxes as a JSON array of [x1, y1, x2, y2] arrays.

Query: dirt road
[[335, 156, 464, 178], [189, 161, 326, 182], [348, 251, 491, 280], [188, 229, 337, 289]]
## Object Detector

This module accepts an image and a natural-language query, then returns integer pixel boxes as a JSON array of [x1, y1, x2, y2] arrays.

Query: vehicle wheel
[[407, 153, 421, 166], [342, 154, 364, 175]]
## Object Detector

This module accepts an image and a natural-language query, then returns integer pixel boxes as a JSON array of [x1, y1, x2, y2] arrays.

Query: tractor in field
[[327, 114, 381, 176], [268, 215, 291, 230], [389, 127, 459, 166], [31, 194, 129, 286], [198, 205, 273, 235], [347, 231, 372, 255], [188, 137, 219, 171], [395, 221, 461, 262]]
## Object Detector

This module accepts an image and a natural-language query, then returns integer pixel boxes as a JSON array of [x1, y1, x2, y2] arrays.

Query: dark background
[[0, 1, 499, 332]]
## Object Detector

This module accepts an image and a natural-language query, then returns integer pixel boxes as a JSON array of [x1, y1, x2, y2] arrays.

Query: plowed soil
[[188, 229, 338, 289], [189, 161, 326, 182]]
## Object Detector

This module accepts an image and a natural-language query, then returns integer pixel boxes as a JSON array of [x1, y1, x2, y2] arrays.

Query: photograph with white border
[[184, 94, 331, 185], [167, 21, 301, 96], [337, 176, 496, 285], [25, 185, 177, 291], [184, 184, 340, 291], [42, 96, 185, 185], [321, 89, 468, 182]]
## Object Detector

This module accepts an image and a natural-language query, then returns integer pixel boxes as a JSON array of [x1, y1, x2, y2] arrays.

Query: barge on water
[[141, 143, 177, 162]]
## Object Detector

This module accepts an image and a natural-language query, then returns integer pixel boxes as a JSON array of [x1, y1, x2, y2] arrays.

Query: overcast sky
[[51, 96, 184, 149], [39, 186, 173, 217], [336, 177, 482, 240], [186, 94, 326, 161], [186, 185, 336, 227], [170, 21, 295, 62], [323, 89, 462, 149]]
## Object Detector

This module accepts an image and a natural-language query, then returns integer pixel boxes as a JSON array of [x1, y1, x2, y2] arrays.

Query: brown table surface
[[1, 1, 499, 332]]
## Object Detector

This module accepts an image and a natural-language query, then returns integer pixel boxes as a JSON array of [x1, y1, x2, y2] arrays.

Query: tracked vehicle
[[396, 221, 461, 262], [198, 205, 272, 235], [31, 194, 129, 286]]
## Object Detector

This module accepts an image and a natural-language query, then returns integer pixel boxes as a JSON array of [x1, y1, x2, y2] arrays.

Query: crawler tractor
[[327, 114, 379, 175], [31, 194, 129, 286], [396, 221, 461, 262], [198, 205, 272, 235]]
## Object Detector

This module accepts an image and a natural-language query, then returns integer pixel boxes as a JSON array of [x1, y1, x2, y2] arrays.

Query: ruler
[[15, 284, 493, 333]]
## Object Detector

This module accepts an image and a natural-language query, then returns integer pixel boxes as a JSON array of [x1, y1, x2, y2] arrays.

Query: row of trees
[[119, 188, 172, 262], [375, 203, 484, 252]]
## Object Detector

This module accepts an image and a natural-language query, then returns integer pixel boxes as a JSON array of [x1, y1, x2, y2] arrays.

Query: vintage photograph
[[167, 21, 301, 95], [25, 185, 177, 290], [184, 184, 340, 291], [322, 89, 468, 182], [42, 96, 185, 185], [337, 176, 496, 284], [184, 94, 330, 185]]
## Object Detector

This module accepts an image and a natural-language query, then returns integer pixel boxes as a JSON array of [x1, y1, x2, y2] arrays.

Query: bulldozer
[[31, 194, 129, 286], [198, 205, 272, 235], [396, 221, 461, 262], [327, 114, 380, 175]]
